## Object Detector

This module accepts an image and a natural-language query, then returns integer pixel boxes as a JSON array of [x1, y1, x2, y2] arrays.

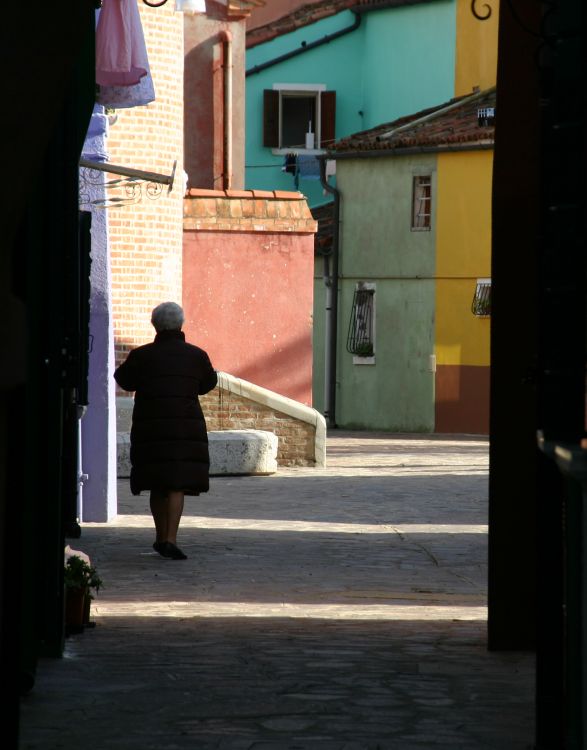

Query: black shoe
[[155, 541, 187, 560]]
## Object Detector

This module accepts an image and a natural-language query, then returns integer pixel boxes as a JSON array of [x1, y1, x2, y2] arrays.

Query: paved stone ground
[[19, 431, 535, 749]]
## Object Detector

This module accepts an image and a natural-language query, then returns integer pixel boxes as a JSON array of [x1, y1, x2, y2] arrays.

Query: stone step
[[117, 429, 278, 478]]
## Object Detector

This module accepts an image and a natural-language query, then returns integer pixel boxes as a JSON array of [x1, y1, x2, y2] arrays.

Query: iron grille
[[412, 175, 432, 230], [472, 280, 491, 316], [347, 288, 374, 356]]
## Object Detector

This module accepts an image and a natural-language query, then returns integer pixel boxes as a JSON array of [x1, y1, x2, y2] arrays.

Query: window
[[472, 278, 491, 317], [411, 175, 432, 230], [263, 85, 336, 151], [282, 93, 316, 148], [347, 283, 375, 362]]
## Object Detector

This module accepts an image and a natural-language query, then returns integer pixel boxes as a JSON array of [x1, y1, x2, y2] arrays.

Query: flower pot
[[83, 593, 96, 628], [65, 587, 87, 633]]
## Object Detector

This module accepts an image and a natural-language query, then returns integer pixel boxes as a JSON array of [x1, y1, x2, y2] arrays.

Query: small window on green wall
[[347, 283, 375, 359], [411, 175, 432, 230]]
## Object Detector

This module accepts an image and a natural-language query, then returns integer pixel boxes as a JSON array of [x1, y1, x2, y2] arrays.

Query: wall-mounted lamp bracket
[[79, 159, 177, 208], [79, 159, 176, 189]]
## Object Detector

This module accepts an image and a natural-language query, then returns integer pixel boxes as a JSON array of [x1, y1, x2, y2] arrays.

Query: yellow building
[[322, 0, 500, 433], [435, 146, 493, 432], [434, 0, 499, 432]]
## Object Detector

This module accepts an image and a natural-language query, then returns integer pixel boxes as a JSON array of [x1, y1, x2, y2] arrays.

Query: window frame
[[280, 89, 320, 151], [411, 174, 432, 231], [263, 84, 335, 154], [347, 282, 376, 365], [472, 278, 492, 317]]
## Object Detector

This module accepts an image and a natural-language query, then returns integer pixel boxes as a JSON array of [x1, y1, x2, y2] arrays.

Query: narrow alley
[[19, 432, 534, 749]]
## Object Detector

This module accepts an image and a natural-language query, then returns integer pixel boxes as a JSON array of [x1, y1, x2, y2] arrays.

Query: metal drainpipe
[[319, 156, 340, 428], [77, 410, 88, 523], [245, 0, 431, 78], [246, 10, 362, 77], [322, 251, 333, 418], [220, 30, 233, 189]]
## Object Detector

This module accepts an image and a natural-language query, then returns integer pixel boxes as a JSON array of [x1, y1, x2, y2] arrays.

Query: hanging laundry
[[297, 154, 321, 180], [96, 0, 151, 87], [97, 72, 156, 109], [282, 153, 297, 175], [282, 152, 299, 188], [82, 104, 109, 162]]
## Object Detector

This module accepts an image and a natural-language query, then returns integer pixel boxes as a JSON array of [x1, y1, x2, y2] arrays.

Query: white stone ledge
[[117, 429, 278, 478], [117, 432, 131, 478], [208, 429, 278, 476]]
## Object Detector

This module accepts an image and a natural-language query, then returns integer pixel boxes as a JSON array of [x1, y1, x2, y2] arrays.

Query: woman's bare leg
[[150, 490, 187, 558], [150, 489, 169, 543], [165, 490, 185, 545]]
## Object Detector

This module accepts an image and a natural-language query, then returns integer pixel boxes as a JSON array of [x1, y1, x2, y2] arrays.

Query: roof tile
[[247, 0, 432, 48], [273, 190, 305, 200], [330, 87, 496, 154]]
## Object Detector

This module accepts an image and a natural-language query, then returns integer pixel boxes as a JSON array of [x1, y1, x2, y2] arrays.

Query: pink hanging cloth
[[96, 0, 150, 87]]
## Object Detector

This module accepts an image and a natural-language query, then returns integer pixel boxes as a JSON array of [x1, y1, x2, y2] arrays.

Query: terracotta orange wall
[[435, 365, 490, 434], [184, 6, 247, 190], [183, 189, 317, 405]]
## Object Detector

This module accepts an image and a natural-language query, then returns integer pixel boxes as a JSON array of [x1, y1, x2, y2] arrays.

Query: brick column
[[106, 3, 184, 370]]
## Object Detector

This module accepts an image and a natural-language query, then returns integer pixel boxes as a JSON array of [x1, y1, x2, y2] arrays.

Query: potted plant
[[64, 555, 103, 633], [354, 342, 374, 358]]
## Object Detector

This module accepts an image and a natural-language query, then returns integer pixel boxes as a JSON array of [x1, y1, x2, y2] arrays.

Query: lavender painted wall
[[80, 105, 117, 522]]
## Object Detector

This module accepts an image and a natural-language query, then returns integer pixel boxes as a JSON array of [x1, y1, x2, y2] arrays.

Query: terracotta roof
[[227, 0, 265, 18], [247, 0, 434, 49], [330, 87, 496, 154], [186, 188, 305, 199]]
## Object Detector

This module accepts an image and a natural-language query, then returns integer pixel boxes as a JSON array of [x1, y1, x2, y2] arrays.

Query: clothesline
[[245, 162, 334, 169]]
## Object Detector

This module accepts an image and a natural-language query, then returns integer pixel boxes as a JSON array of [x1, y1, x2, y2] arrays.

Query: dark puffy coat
[[113, 330, 218, 496]]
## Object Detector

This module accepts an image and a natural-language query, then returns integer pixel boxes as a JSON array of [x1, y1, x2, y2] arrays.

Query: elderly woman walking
[[114, 302, 218, 560]]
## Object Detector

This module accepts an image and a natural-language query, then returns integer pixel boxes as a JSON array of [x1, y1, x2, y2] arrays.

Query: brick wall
[[106, 3, 184, 372]]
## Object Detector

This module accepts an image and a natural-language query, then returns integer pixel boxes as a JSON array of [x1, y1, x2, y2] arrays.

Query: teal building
[[245, 0, 457, 206]]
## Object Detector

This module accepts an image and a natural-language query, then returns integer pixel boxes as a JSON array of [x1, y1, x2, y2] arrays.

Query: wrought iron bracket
[[471, 0, 493, 20], [79, 159, 177, 208]]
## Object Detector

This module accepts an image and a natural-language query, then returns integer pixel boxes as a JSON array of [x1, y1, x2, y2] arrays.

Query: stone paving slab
[[18, 432, 535, 749]]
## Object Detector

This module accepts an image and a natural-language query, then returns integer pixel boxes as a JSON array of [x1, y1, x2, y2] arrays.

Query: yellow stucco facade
[[454, 0, 499, 96], [435, 149, 493, 368], [430, 0, 498, 433]]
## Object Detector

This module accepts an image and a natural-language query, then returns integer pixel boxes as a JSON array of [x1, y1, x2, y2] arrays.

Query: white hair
[[151, 302, 184, 332]]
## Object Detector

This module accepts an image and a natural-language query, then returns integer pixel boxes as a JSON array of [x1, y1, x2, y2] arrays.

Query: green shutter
[[320, 91, 336, 148]]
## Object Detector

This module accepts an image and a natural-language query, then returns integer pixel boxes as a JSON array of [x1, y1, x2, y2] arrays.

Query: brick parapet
[[201, 371, 326, 467], [183, 189, 318, 233], [116, 372, 326, 467], [201, 390, 317, 467]]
